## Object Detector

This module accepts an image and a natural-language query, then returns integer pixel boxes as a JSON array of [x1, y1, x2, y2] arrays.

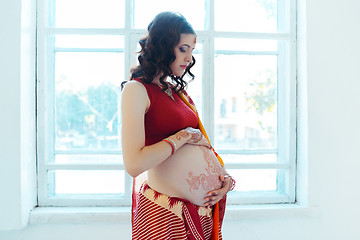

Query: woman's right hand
[[174, 127, 212, 149]]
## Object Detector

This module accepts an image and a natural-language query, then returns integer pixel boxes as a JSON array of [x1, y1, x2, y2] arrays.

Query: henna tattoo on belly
[[186, 146, 222, 192]]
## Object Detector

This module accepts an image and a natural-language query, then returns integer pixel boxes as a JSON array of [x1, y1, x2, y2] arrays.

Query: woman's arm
[[121, 81, 207, 177], [121, 81, 173, 177], [204, 174, 236, 207]]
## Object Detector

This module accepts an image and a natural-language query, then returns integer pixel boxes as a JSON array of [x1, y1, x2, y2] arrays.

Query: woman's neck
[[152, 74, 170, 86]]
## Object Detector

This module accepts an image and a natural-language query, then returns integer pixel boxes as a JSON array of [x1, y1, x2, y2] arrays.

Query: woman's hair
[[126, 11, 196, 92]]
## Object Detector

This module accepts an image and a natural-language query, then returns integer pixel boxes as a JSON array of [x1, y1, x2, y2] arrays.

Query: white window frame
[[37, 0, 297, 207]]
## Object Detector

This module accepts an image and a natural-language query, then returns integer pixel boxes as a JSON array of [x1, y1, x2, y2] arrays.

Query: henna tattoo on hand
[[176, 130, 190, 140], [185, 127, 202, 143], [190, 132, 202, 143]]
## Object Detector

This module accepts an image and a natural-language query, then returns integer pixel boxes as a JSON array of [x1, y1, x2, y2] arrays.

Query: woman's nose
[[185, 53, 192, 62]]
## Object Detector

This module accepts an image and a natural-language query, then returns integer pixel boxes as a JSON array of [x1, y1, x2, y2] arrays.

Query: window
[[37, 0, 296, 206]]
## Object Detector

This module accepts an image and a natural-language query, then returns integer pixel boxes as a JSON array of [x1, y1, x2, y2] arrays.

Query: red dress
[[130, 79, 226, 240], [136, 79, 199, 146]]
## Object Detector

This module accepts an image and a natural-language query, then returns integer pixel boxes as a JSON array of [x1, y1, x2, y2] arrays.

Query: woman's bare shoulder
[[123, 80, 146, 91], [121, 80, 150, 111], [122, 80, 149, 98]]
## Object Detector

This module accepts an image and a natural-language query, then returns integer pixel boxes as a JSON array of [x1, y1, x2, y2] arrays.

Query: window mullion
[[55, 150, 122, 154], [45, 28, 125, 35], [215, 50, 278, 55], [276, 0, 297, 203], [217, 149, 277, 155], [288, 0, 298, 203], [122, 0, 134, 205], [54, 48, 124, 53], [44, 163, 124, 171], [203, 0, 215, 143], [37, 0, 57, 206], [213, 31, 290, 40], [43, 198, 126, 207], [224, 162, 290, 170], [43, 33, 56, 203]]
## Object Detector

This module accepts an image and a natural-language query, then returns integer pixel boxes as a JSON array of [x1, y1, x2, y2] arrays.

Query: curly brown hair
[[126, 12, 196, 92]]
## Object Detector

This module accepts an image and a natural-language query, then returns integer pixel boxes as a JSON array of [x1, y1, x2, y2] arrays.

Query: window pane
[[55, 154, 123, 164], [215, 0, 277, 32], [52, 0, 125, 28], [228, 169, 280, 192], [55, 52, 123, 151], [214, 54, 277, 150], [50, 170, 124, 195], [55, 35, 124, 49], [134, 0, 205, 30], [215, 38, 278, 52]]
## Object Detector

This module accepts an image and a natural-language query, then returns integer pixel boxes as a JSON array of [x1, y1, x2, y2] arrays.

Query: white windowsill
[[29, 203, 320, 225]]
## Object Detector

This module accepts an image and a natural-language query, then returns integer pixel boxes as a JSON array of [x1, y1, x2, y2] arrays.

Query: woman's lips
[[180, 65, 187, 70]]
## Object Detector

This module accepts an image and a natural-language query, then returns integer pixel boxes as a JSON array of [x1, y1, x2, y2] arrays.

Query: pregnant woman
[[121, 12, 235, 240]]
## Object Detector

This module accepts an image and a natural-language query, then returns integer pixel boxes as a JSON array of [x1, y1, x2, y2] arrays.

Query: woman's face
[[170, 34, 196, 77]]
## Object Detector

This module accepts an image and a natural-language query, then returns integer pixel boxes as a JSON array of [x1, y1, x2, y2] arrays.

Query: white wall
[[1, 0, 360, 239], [0, 0, 22, 229], [0, 0, 37, 231]]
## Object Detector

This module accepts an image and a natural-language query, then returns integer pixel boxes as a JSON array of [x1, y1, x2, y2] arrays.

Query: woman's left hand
[[203, 175, 232, 208]]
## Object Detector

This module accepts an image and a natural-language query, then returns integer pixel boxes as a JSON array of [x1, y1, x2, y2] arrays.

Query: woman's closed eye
[[179, 47, 186, 53]]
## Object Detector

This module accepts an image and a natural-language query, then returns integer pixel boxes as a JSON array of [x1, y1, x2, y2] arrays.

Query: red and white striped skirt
[[132, 183, 225, 240]]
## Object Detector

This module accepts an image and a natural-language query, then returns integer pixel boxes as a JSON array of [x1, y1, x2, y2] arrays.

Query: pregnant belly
[[147, 144, 225, 206]]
